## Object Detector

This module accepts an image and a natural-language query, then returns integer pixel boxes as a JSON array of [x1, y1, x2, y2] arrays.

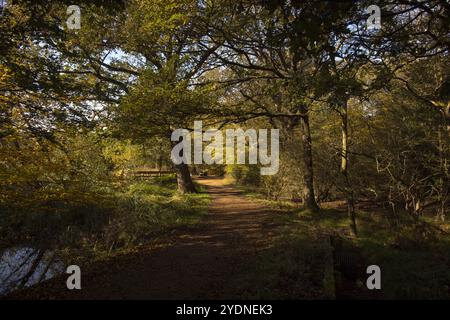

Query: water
[[0, 247, 64, 296]]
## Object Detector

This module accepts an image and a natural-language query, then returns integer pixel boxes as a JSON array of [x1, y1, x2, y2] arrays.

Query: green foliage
[[0, 173, 209, 258], [226, 164, 261, 186], [100, 180, 209, 254], [0, 127, 209, 261]]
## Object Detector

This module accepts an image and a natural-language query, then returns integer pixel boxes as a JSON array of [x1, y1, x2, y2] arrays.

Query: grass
[[223, 228, 336, 299], [0, 175, 211, 265], [235, 185, 450, 300]]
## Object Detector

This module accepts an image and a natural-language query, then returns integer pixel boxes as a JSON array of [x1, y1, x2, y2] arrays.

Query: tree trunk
[[340, 101, 357, 236], [299, 113, 320, 212], [175, 162, 197, 194], [170, 133, 197, 194], [437, 127, 448, 222], [158, 154, 163, 177]]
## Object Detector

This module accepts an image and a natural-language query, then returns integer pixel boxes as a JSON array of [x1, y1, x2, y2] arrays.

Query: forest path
[[27, 177, 279, 299]]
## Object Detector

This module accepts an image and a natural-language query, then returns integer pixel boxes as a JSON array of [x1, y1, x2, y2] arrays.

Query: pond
[[0, 247, 64, 296]]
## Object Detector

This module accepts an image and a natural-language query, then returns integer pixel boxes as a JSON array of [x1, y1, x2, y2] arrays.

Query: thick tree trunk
[[175, 162, 197, 194], [299, 113, 320, 212], [170, 133, 197, 194], [340, 101, 357, 236]]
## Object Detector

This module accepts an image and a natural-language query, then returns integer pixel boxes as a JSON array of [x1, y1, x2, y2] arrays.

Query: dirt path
[[15, 178, 280, 299]]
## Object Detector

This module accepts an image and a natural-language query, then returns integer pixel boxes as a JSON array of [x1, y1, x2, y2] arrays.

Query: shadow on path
[[9, 177, 280, 299]]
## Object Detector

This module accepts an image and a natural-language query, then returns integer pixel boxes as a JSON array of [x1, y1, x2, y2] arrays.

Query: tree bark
[[437, 126, 448, 222], [170, 134, 197, 194], [299, 113, 320, 212], [340, 101, 357, 236], [175, 162, 197, 194]]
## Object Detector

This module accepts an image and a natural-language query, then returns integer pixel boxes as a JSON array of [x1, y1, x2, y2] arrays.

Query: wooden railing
[[133, 170, 175, 178]]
